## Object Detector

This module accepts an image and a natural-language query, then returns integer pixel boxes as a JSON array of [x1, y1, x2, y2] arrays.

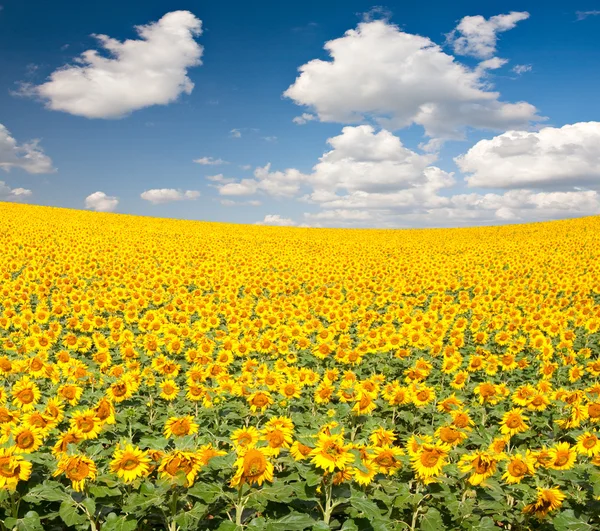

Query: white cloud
[[23, 11, 203, 118], [304, 209, 372, 221], [448, 12, 530, 59], [576, 11, 600, 21], [193, 156, 228, 165], [0, 123, 55, 174], [141, 188, 201, 204], [0, 181, 32, 202], [230, 129, 241, 138], [512, 64, 532, 75], [284, 19, 541, 139], [258, 214, 297, 226], [218, 164, 304, 198], [262, 136, 277, 142], [85, 191, 118, 212], [240, 164, 252, 170], [456, 122, 600, 189], [206, 174, 235, 184], [293, 113, 317, 125]]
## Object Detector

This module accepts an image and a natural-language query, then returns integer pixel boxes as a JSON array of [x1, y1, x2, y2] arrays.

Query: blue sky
[[1, 1, 599, 227]]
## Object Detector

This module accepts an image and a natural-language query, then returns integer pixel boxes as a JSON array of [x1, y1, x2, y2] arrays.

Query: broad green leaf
[[476, 517, 497, 531], [88, 485, 121, 498], [553, 510, 593, 531], [419, 507, 444, 531], [59, 500, 87, 527], [265, 512, 317, 531], [188, 481, 224, 503], [349, 496, 383, 520], [22, 481, 70, 503], [102, 513, 138, 531], [173, 502, 208, 530], [4, 511, 44, 531]]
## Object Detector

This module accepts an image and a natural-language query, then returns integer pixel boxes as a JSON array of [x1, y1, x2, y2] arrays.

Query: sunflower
[[310, 432, 355, 472], [449, 409, 474, 431], [352, 392, 377, 415], [411, 443, 450, 481], [44, 398, 65, 424], [279, 381, 301, 400], [576, 432, 600, 456], [0, 448, 32, 491], [371, 446, 403, 475], [262, 425, 293, 455], [110, 444, 151, 483], [94, 398, 116, 425], [52, 429, 83, 457], [500, 408, 529, 437], [230, 447, 274, 487], [290, 441, 313, 461], [159, 379, 180, 401], [70, 410, 103, 440], [247, 391, 273, 413], [158, 450, 203, 486], [57, 384, 83, 406], [231, 427, 261, 450], [369, 428, 396, 447], [11, 377, 41, 411], [502, 453, 536, 484], [435, 425, 467, 447], [411, 386, 436, 407], [11, 426, 43, 454], [353, 459, 377, 486], [54, 454, 97, 492], [197, 444, 227, 466], [547, 442, 577, 470], [164, 416, 199, 438], [106, 380, 133, 403], [523, 487, 566, 518], [0, 407, 19, 427], [458, 451, 502, 485]]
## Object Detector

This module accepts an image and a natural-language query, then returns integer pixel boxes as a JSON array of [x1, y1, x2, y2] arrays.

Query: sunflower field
[[1, 202, 600, 530]]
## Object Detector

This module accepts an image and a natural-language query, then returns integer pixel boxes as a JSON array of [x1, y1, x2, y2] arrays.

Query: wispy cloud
[[576, 10, 600, 20]]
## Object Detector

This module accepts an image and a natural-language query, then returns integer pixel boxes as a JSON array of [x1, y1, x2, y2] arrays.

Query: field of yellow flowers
[[1, 202, 600, 530]]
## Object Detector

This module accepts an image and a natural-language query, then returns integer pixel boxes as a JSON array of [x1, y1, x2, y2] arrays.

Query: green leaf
[[4, 511, 44, 531], [265, 512, 317, 531], [88, 485, 121, 498], [304, 469, 322, 487], [311, 522, 331, 531], [419, 508, 444, 531], [59, 500, 87, 527], [216, 521, 239, 531], [476, 517, 497, 531], [349, 496, 383, 520], [340, 519, 359, 531], [121, 491, 166, 513], [173, 502, 208, 530], [101, 513, 138, 531], [553, 510, 593, 531], [22, 481, 70, 503], [187, 481, 223, 503]]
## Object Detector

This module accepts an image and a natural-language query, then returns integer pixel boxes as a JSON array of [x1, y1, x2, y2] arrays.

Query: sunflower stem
[[235, 485, 246, 528]]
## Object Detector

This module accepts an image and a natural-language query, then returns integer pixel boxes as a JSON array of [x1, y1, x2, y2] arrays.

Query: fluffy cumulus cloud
[[0, 181, 32, 202], [23, 11, 203, 118], [448, 12, 529, 59], [140, 188, 201, 204], [284, 19, 540, 139], [258, 214, 296, 226], [218, 164, 304, 198], [0, 123, 55, 174], [456, 122, 600, 189], [85, 191, 119, 212], [193, 156, 228, 165]]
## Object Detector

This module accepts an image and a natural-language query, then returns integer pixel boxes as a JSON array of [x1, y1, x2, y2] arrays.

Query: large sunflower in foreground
[[310, 432, 355, 473], [523, 487, 566, 518], [110, 444, 151, 483], [230, 447, 274, 487]]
